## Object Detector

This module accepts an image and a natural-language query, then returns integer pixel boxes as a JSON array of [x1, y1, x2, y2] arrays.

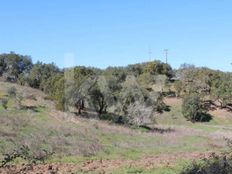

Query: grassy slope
[[0, 82, 232, 173]]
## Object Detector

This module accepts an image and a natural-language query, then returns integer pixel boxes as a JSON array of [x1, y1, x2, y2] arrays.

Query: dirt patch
[[209, 108, 231, 119], [0, 151, 213, 174], [164, 97, 182, 106], [79, 151, 212, 173]]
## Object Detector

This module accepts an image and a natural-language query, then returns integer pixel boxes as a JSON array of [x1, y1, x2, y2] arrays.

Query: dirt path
[[0, 151, 213, 174]]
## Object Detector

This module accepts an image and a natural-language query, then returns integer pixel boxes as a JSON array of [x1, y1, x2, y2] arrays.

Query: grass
[[0, 82, 232, 173], [108, 159, 194, 174]]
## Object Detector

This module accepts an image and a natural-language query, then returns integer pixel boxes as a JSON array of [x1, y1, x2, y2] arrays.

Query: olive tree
[[117, 75, 162, 126]]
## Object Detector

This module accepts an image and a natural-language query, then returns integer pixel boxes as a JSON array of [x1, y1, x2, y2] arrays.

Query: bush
[[180, 155, 232, 174], [1, 98, 8, 110], [182, 95, 211, 122], [7, 87, 16, 97], [0, 145, 54, 172], [180, 139, 232, 174]]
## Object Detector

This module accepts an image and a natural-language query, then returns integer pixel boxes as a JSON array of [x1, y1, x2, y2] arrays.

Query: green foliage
[[137, 72, 154, 87], [213, 74, 232, 107], [89, 86, 107, 114], [145, 61, 173, 78], [127, 61, 173, 78], [0, 145, 53, 168], [6, 52, 232, 127], [174, 80, 183, 97], [182, 95, 210, 122], [116, 75, 163, 126], [104, 66, 127, 82], [180, 142, 232, 174], [175, 65, 232, 110], [0, 52, 33, 82], [28, 62, 59, 90], [0, 53, 173, 126], [64, 67, 97, 114]]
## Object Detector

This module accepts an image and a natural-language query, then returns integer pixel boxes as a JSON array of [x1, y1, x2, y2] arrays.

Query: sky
[[0, 0, 232, 71]]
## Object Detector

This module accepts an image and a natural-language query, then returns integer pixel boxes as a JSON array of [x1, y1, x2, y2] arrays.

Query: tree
[[117, 75, 162, 126], [28, 62, 59, 90], [0, 52, 32, 82], [173, 80, 183, 97], [145, 61, 173, 78], [88, 76, 115, 115], [89, 87, 107, 115], [214, 74, 232, 108], [46, 74, 65, 111], [182, 95, 210, 122], [137, 72, 154, 88], [104, 67, 126, 82], [64, 67, 97, 114]]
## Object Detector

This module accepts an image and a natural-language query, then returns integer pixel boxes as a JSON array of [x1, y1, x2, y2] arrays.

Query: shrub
[[182, 95, 211, 122], [180, 156, 232, 174], [1, 98, 8, 110], [180, 139, 232, 174], [7, 87, 16, 97], [0, 145, 54, 168]]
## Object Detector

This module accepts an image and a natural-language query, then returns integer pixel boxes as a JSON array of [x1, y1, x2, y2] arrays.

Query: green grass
[[0, 82, 232, 173], [110, 159, 193, 174]]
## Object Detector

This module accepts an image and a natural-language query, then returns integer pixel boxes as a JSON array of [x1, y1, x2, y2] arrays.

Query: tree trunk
[[78, 107, 81, 114]]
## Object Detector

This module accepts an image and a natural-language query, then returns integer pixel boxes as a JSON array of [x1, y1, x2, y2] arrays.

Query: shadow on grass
[[21, 106, 40, 112], [192, 113, 213, 123], [73, 110, 176, 134], [139, 125, 175, 134]]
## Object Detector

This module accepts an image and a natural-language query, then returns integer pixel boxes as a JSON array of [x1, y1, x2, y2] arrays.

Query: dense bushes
[[182, 95, 212, 122]]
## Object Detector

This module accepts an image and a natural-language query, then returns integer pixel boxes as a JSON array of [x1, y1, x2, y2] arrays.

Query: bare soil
[[0, 151, 213, 174]]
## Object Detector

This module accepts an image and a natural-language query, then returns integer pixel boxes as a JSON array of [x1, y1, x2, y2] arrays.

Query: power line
[[164, 49, 168, 64]]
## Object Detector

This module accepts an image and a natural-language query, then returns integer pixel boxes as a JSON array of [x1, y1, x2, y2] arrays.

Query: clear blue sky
[[1, 0, 232, 71]]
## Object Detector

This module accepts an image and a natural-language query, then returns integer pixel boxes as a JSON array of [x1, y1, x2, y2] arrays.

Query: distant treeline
[[0, 52, 232, 125]]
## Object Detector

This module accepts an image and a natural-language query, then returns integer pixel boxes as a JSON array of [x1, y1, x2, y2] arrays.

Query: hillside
[[0, 82, 232, 173]]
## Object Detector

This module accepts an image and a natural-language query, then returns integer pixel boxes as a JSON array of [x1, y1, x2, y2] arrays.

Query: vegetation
[[0, 145, 53, 168], [0, 52, 232, 125], [7, 86, 16, 97], [180, 139, 232, 174], [0, 52, 177, 127], [182, 95, 211, 122], [1, 98, 8, 110], [0, 52, 232, 173]]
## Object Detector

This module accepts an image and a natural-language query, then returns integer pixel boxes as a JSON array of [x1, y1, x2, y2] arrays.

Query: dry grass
[[0, 82, 232, 173]]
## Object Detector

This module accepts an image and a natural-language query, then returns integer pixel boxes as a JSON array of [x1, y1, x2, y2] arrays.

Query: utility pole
[[164, 49, 168, 64]]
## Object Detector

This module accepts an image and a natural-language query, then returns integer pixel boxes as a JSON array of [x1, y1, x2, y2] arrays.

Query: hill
[[0, 52, 232, 173], [0, 82, 232, 173]]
